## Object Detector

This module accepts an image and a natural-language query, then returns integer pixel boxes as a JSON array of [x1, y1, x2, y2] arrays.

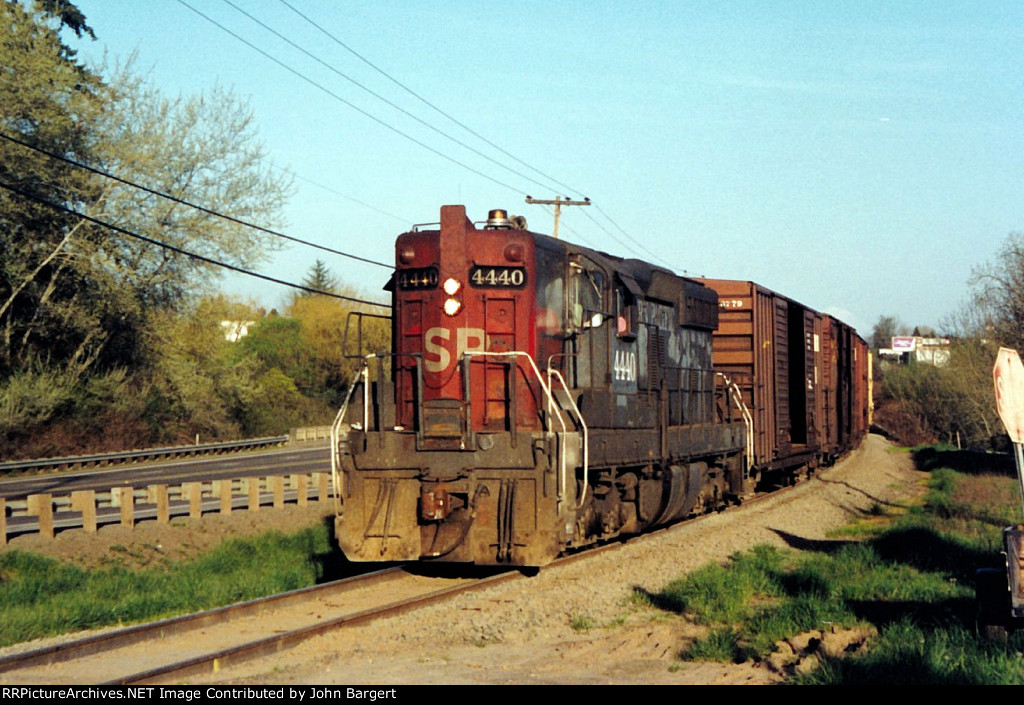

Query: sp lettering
[[424, 327, 490, 372]]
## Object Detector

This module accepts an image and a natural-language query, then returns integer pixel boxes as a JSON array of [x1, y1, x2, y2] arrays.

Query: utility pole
[[525, 196, 590, 239]]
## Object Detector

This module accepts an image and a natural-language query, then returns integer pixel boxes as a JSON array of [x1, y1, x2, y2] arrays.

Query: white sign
[[994, 347, 1024, 443]]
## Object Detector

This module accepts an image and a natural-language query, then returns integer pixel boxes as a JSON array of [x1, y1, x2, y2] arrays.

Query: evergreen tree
[[300, 259, 339, 295]]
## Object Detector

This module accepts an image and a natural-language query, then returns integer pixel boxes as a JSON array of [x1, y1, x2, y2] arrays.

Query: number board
[[397, 267, 439, 290], [469, 266, 527, 289]]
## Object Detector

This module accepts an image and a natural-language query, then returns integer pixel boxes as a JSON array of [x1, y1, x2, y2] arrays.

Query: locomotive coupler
[[420, 487, 451, 521]]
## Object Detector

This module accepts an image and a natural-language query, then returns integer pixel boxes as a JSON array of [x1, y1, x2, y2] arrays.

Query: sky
[[65, 0, 1024, 336]]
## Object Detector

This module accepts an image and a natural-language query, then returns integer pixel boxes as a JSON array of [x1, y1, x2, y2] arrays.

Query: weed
[[0, 524, 335, 648], [686, 627, 741, 662], [569, 613, 596, 632], [626, 588, 652, 609], [657, 448, 1024, 683]]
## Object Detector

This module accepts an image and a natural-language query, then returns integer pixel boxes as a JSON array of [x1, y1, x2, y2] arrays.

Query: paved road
[[0, 442, 332, 500]]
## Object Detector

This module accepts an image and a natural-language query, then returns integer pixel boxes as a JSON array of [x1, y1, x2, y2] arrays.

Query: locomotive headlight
[[443, 297, 462, 316], [442, 277, 461, 296]]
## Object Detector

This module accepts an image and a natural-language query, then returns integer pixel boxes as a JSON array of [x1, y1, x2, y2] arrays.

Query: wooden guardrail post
[[216, 479, 232, 514], [149, 485, 169, 523], [112, 487, 134, 528], [270, 476, 284, 508], [71, 490, 97, 533], [183, 482, 202, 518], [27, 493, 54, 539], [1, 497, 6, 546], [315, 472, 330, 502], [247, 477, 260, 511], [296, 474, 308, 506]]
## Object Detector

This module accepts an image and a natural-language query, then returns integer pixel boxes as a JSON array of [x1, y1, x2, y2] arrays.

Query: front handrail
[[546, 368, 589, 509], [334, 349, 585, 512], [463, 351, 577, 507], [330, 361, 369, 510]]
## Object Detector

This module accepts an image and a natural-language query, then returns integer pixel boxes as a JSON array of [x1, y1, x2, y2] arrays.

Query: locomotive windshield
[[569, 261, 605, 330]]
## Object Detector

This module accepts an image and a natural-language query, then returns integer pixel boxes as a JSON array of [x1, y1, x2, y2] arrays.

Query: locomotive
[[331, 205, 868, 567]]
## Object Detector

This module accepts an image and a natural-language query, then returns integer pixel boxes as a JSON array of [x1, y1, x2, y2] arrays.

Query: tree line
[[872, 234, 1024, 450], [0, 2, 387, 459]]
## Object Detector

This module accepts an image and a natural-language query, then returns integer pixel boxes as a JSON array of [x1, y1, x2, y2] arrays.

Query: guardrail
[[290, 426, 332, 443], [1, 472, 335, 545], [0, 435, 291, 474]]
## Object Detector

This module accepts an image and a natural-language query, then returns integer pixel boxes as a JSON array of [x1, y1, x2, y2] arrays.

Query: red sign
[[994, 347, 1024, 443]]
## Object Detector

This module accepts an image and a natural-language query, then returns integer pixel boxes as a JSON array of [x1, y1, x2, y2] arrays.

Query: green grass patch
[[569, 613, 597, 632], [796, 620, 1024, 685], [648, 446, 1024, 683], [0, 525, 335, 647]]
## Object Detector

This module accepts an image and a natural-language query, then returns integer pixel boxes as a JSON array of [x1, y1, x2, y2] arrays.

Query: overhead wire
[[0, 178, 392, 310], [186, 1, 671, 273], [219, 0, 566, 198], [287, 169, 410, 225], [175, 0, 526, 196], [0, 131, 393, 270], [171, 3, 664, 274], [590, 204, 670, 265], [274, 0, 588, 200], [262, 5, 669, 269], [578, 207, 680, 271]]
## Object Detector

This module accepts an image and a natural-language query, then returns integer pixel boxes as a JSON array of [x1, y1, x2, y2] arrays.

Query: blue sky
[[68, 1, 1024, 336]]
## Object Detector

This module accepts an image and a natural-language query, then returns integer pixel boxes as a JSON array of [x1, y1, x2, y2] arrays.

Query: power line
[[175, 0, 525, 195], [286, 169, 410, 225], [220, 0, 566, 197], [274, 0, 588, 199], [0, 131, 393, 270], [578, 207, 675, 270], [0, 178, 392, 310], [591, 203, 676, 268], [161, 4, 658, 274]]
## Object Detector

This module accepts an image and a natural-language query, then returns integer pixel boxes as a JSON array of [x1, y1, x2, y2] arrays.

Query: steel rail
[[0, 449, 843, 684], [0, 565, 521, 685], [127, 481, 814, 685], [0, 568, 396, 672]]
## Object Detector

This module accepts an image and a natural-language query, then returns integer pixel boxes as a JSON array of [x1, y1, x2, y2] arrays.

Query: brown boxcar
[[853, 331, 871, 440], [697, 279, 827, 481], [698, 279, 870, 482]]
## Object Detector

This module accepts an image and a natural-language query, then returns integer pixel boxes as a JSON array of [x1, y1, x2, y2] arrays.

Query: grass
[[0, 525, 336, 648], [642, 447, 1024, 683], [569, 613, 597, 632]]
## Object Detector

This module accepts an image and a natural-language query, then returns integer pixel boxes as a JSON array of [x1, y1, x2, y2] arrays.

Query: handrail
[[463, 351, 576, 507], [330, 352, 421, 504], [717, 372, 754, 468], [330, 363, 368, 511], [546, 367, 589, 509], [333, 350, 584, 511]]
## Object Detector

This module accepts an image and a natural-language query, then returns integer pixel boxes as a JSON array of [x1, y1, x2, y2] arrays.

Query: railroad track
[[0, 471, 818, 685], [0, 565, 519, 685]]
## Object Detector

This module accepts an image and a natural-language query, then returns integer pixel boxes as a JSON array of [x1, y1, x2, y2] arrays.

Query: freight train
[[330, 205, 870, 567]]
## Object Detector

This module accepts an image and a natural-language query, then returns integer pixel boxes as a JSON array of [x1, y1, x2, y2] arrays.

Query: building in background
[[878, 336, 951, 367]]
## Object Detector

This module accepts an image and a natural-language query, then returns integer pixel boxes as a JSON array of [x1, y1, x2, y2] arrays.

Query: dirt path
[[185, 433, 924, 685]]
